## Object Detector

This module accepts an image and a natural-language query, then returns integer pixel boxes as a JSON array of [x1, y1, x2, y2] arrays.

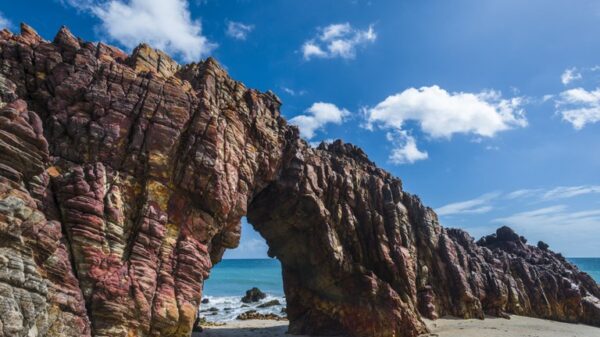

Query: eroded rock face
[[0, 23, 287, 337], [0, 24, 598, 337]]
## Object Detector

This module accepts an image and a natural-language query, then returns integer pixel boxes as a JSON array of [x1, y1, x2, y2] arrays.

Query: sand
[[192, 319, 294, 337], [421, 315, 600, 337], [193, 316, 600, 337]]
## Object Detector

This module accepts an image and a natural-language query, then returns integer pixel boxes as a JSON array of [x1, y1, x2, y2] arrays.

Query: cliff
[[0, 24, 598, 337]]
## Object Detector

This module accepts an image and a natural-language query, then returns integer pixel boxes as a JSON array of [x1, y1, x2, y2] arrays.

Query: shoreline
[[194, 315, 600, 337]]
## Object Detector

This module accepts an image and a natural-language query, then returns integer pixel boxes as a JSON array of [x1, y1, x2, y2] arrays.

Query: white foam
[[199, 294, 287, 322]]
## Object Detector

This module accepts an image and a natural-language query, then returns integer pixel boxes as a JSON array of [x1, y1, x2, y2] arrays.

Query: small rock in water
[[257, 299, 281, 308], [208, 307, 218, 312], [241, 287, 267, 303], [201, 298, 209, 304]]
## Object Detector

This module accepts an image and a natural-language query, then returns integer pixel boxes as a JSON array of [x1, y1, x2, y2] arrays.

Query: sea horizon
[[202, 257, 600, 322]]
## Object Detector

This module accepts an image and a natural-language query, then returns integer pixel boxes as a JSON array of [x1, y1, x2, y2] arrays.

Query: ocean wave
[[198, 294, 287, 322]]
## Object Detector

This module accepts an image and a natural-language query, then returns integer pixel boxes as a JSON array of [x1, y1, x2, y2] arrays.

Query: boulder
[[236, 310, 287, 321], [242, 287, 267, 303]]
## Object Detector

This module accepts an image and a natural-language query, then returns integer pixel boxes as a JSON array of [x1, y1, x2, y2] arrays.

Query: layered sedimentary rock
[[0, 24, 598, 337]]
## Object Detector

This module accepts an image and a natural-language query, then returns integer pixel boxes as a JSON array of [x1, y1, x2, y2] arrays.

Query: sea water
[[569, 258, 600, 283], [201, 259, 285, 321], [201, 258, 600, 321]]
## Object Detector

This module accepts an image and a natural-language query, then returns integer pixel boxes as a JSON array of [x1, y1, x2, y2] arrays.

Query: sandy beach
[[422, 315, 600, 337], [194, 316, 600, 337], [192, 320, 294, 337]]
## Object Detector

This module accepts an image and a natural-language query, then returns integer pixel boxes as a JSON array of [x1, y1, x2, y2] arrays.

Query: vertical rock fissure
[[49, 169, 98, 335]]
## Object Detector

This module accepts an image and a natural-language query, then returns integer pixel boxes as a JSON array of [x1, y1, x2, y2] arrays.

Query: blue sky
[[2, 0, 600, 257]]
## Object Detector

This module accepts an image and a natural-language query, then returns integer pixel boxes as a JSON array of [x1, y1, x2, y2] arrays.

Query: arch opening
[[200, 218, 287, 325]]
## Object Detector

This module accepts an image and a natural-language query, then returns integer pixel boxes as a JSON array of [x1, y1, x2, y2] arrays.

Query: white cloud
[[226, 21, 254, 40], [504, 188, 543, 200], [364, 85, 526, 163], [555, 87, 600, 129], [0, 12, 11, 30], [441, 185, 600, 211], [289, 102, 349, 139], [561, 67, 582, 85], [281, 87, 306, 96], [386, 131, 428, 164], [63, 0, 215, 62], [542, 94, 554, 102], [493, 205, 600, 237], [302, 42, 327, 59], [492, 205, 600, 255], [302, 22, 376, 60], [438, 186, 600, 256], [366, 85, 527, 139], [542, 185, 600, 200], [436, 193, 499, 216]]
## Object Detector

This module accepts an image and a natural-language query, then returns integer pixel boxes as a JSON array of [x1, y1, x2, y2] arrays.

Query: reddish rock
[[0, 24, 598, 337]]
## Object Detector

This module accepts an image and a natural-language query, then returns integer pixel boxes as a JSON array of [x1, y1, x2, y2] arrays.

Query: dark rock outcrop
[[0, 24, 598, 337], [236, 310, 286, 321], [242, 287, 267, 303]]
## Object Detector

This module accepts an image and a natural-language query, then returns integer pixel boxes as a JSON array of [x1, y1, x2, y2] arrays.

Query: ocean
[[569, 258, 600, 283], [201, 259, 285, 321], [201, 258, 600, 321]]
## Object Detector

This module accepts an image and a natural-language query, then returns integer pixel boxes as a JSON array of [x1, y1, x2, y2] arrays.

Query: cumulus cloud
[[0, 12, 11, 30], [226, 21, 254, 40], [302, 23, 376, 60], [364, 85, 526, 163], [436, 193, 499, 216], [386, 131, 428, 164], [561, 67, 582, 85], [63, 0, 215, 62], [555, 87, 600, 129], [289, 102, 350, 139], [366, 86, 527, 138]]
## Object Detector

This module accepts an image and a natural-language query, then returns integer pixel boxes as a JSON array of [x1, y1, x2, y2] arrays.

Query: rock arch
[[0, 24, 598, 337]]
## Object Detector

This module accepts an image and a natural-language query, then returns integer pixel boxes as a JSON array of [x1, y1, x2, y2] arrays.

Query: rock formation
[[0, 24, 598, 337]]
